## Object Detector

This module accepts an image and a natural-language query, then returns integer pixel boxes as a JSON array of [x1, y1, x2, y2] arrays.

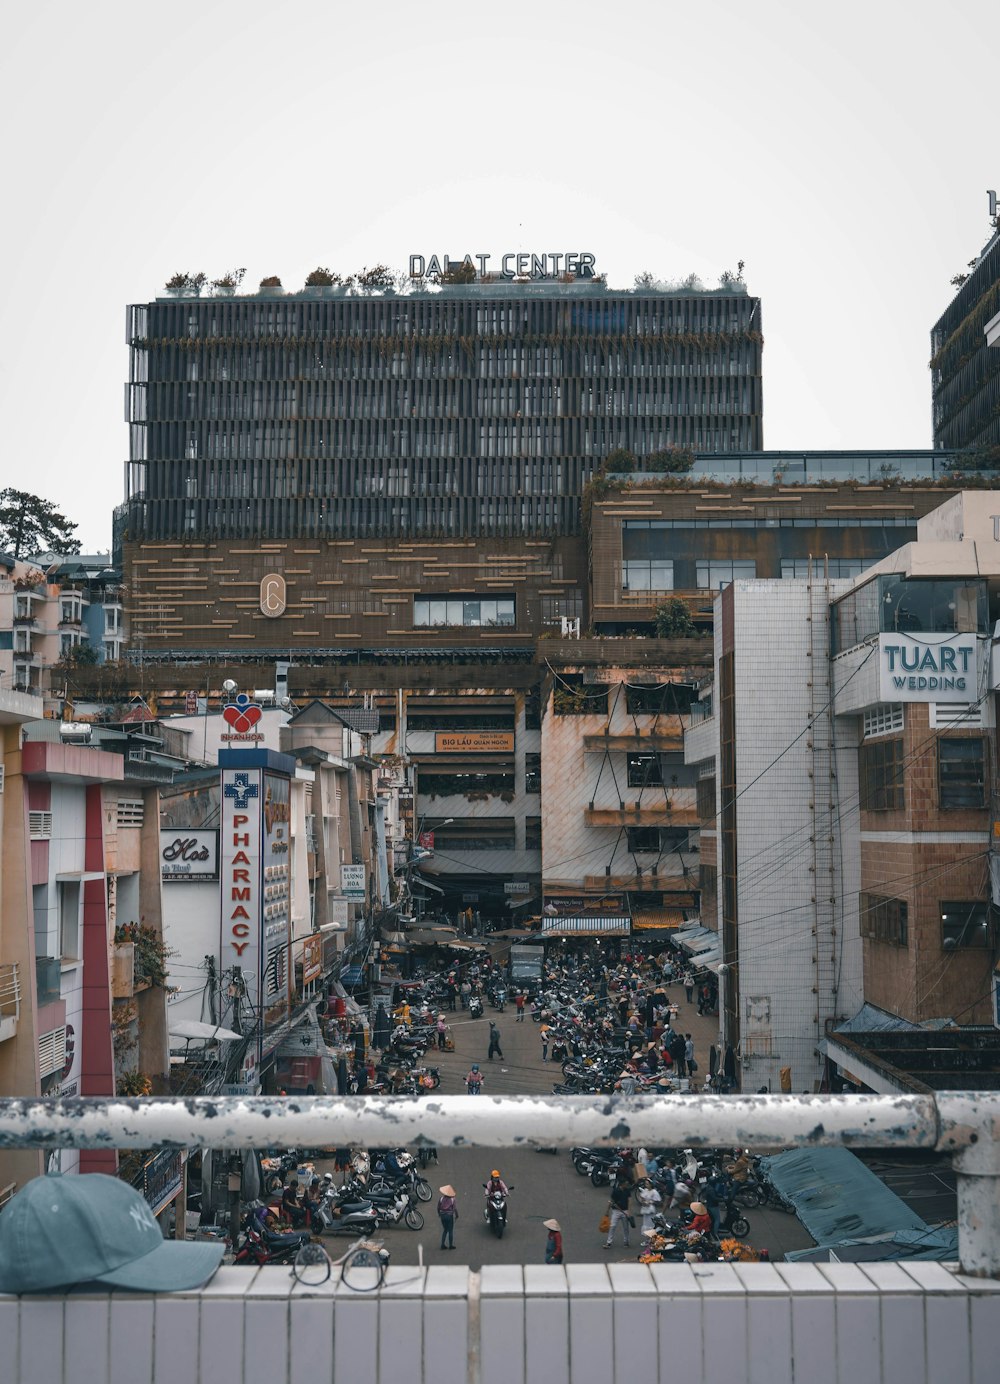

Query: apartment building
[[686, 490, 1000, 1092]]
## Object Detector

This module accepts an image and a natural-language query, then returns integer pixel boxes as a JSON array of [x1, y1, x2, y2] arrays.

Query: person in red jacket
[[688, 1201, 712, 1235], [543, 1218, 563, 1263]]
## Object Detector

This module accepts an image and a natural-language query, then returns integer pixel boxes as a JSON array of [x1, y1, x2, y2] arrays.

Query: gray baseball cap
[[0, 1171, 225, 1294]]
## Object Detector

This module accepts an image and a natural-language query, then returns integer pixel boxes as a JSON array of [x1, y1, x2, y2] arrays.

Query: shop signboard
[[301, 935, 323, 985], [262, 773, 291, 1011], [220, 767, 263, 1024], [434, 731, 515, 754], [877, 633, 977, 703], [341, 864, 366, 900], [160, 829, 218, 881]]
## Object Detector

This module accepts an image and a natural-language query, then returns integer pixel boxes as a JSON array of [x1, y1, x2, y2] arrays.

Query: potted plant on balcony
[[211, 268, 246, 297]]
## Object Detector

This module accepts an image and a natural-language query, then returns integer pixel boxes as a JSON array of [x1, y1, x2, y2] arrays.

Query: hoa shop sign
[[878, 633, 977, 702], [220, 768, 263, 1022]]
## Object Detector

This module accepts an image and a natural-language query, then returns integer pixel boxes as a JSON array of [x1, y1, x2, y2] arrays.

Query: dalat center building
[[117, 268, 983, 944], [118, 267, 764, 918]]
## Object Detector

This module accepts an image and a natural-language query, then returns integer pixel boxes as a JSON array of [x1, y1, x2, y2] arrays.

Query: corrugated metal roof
[[336, 707, 380, 734], [541, 916, 630, 936], [835, 1002, 922, 1034]]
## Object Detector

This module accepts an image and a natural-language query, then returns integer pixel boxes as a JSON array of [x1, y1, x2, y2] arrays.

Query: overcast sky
[[2, 0, 998, 551]]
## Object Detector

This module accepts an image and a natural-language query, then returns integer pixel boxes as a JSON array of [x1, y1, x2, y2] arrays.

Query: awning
[[168, 1020, 241, 1043], [632, 908, 687, 930], [55, 871, 106, 882], [678, 929, 718, 955], [412, 874, 445, 895], [541, 916, 630, 937]]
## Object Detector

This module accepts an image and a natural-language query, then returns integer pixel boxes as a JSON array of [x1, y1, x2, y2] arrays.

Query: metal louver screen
[[116, 799, 145, 827], [38, 1026, 67, 1078], [29, 811, 53, 839]]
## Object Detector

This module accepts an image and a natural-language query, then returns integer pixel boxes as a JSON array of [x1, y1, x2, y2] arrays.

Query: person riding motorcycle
[[485, 1169, 509, 1199], [466, 1063, 483, 1094]]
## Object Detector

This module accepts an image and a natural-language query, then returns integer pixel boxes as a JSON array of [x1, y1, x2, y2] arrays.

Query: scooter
[[235, 1209, 312, 1266], [313, 1186, 380, 1237], [482, 1183, 513, 1239], [370, 1187, 424, 1231], [469, 996, 484, 1019]]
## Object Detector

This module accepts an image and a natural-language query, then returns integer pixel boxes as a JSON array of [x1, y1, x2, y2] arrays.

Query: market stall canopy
[[541, 916, 630, 937], [632, 908, 688, 931], [168, 1020, 242, 1043], [381, 930, 409, 945], [406, 928, 458, 946]]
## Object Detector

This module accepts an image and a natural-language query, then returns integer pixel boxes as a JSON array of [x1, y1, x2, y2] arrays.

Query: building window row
[[413, 596, 516, 628]]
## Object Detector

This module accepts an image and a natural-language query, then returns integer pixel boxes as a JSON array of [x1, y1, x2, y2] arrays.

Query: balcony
[[35, 956, 61, 1007], [0, 1092, 997, 1384], [0, 963, 20, 1042], [584, 804, 699, 827]]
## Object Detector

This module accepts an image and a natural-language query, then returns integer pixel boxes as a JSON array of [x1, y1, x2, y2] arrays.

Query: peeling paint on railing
[[1, 1092, 998, 1277]]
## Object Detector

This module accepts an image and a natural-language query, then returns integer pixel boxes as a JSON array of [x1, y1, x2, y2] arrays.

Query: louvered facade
[[931, 230, 1000, 454], [121, 282, 763, 546]]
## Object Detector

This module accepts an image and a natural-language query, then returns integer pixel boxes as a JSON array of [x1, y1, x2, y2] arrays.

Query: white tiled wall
[[3, 1261, 999, 1384]]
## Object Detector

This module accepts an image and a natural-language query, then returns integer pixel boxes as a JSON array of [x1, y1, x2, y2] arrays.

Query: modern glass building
[[931, 227, 1000, 454], [120, 279, 763, 545]]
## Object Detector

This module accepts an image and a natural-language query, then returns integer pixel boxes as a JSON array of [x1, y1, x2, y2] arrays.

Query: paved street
[[317, 984, 817, 1268]]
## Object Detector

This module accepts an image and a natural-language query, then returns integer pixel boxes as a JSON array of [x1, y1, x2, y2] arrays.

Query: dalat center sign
[[409, 252, 596, 279]]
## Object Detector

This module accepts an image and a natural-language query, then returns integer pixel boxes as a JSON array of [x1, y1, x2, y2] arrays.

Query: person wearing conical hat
[[437, 1185, 458, 1250], [543, 1218, 563, 1264]]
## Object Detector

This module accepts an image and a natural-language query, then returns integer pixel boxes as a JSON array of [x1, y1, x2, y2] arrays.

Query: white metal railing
[[0, 962, 20, 1023], [1, 1091, 998, 1277]]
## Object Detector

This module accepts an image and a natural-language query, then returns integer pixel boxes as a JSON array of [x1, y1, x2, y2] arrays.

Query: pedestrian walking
[[437, 1014, 447, 1050], [684, 1033, 696, 1075], [543, 1218, 563, 1264], [515, 991, 526, 1022], [488, 1021, 504, 1060], [604, 1176, 633, 1250], [540, 1024, 551, 1061], [683, 970, 695, 1003], [437, 1185, 458, 1250], [636, 1179, 662, 1237]]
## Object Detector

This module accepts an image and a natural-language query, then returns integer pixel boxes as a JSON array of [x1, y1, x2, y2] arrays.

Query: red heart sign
[[222, 702, 263, 735]]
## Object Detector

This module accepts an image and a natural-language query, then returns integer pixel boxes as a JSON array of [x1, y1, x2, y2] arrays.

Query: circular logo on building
[[260, 573, 286, 618]]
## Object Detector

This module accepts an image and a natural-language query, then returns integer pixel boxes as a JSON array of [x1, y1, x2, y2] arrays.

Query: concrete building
[[686, 490, 1000, 1093]]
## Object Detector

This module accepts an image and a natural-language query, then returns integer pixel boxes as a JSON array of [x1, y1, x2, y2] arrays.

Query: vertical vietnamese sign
[[221, 768, 263, 1050], [262, 773, 291, 1016]]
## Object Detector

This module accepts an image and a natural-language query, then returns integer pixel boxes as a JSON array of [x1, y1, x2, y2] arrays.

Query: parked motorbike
[[234, 1211, 312, 1266], [313, 1187, 380, 1237]]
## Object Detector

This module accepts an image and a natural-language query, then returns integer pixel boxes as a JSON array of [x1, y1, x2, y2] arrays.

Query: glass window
[[860, 894, 908, 946], [626, 826, 660, 852], [627, 753, 663, 788], [780, 558, 866, 579], [622, 559, 674, 591], [938, 737, 986, 809], [860, 738, 904, 811], [834, 576, 988, 653], [525, 816, 542, 850], [525, 753, 541, 794], [940, 901, 989, 948], [413, 595, 516, 628], [696, 560, 756, 590]]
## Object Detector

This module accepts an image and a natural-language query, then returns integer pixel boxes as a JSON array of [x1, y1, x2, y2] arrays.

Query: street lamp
[[408, 817, 453, 920]]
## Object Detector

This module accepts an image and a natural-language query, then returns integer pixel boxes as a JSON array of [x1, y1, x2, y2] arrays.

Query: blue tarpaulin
[[763, 1146, 957, 1262], [340, 965, 364, 987]]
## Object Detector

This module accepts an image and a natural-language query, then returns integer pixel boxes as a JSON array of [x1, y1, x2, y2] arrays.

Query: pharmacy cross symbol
[[224, 773, 259, 811]]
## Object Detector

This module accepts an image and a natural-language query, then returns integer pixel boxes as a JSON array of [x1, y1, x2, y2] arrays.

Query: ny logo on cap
[[129, 1202, 158, 1234]]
